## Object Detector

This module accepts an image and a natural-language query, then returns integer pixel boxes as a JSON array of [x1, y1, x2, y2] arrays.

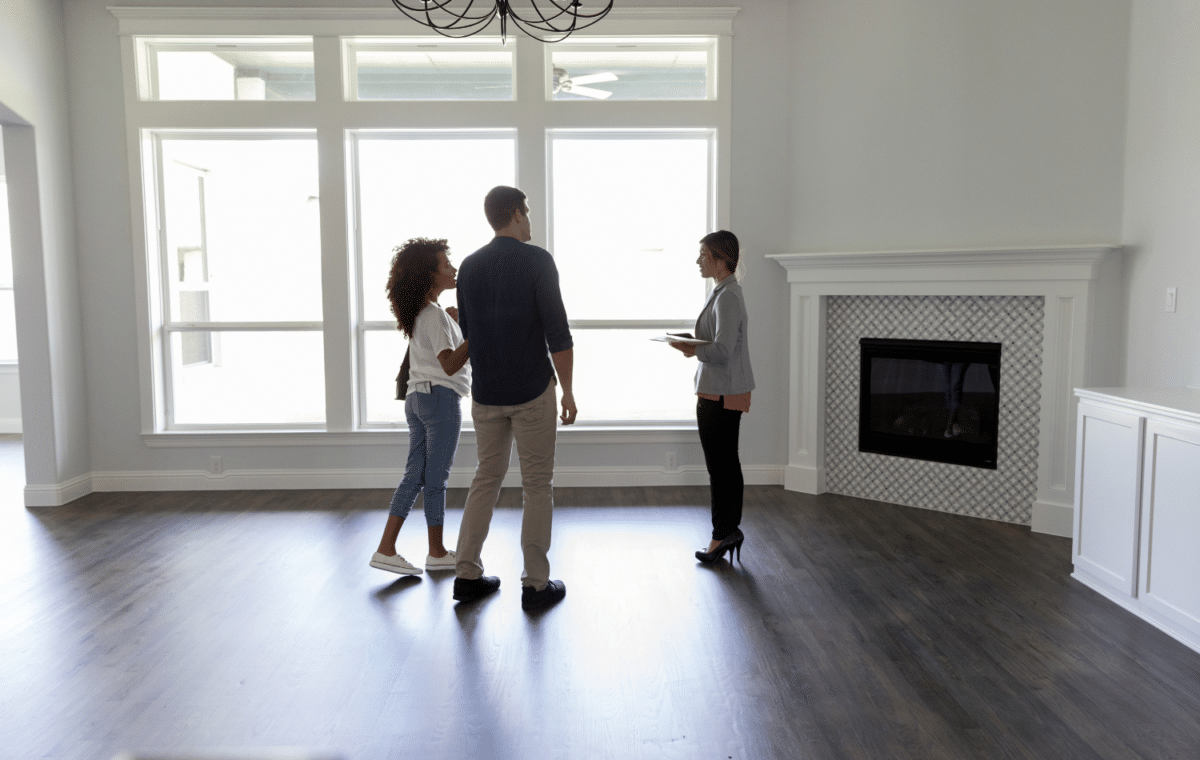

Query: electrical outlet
[[209, 456, 222, 475], [666, 451, 678, 470], [1166, 287, 1178, 313]]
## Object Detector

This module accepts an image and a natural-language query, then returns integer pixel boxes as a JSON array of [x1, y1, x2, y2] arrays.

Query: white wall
[[0, 0, 90, 487], [46, 0, 1133, 501], [1121, 0, 1200, 388], [788, 0, 1131, 252]]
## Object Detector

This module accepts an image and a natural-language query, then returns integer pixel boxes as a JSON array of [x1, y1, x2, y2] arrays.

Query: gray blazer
[[693, 275, 755, 396]]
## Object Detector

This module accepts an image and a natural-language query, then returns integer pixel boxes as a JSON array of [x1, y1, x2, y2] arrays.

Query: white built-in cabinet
[[1073, 387, 1200, 655]]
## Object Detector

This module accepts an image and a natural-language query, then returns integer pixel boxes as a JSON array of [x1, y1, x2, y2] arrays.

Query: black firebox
[[858, 338, 1001, 469]]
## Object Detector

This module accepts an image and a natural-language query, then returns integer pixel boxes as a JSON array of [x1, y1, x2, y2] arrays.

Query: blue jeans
[[389, 384, 463, 526]]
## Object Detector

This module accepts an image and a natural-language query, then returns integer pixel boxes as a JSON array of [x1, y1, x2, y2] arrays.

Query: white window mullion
[[516, 37, 548, 246], [314, 35, 356, 432], [350, 134, 374, 431]]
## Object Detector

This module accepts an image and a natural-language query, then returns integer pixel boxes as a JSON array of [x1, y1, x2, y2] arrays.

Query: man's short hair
[[700, 230, 740, 273], [484, 186, 528, 232]]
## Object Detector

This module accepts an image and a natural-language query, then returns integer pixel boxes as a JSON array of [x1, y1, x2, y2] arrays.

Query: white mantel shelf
[[767, 245, 1123, 537], [768, 246, 1114, 285]]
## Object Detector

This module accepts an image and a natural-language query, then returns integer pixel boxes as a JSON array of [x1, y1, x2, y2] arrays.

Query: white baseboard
[[24, 473, 93, 507], [27, 465, 785, 505], [782, 464, 825, 494], [1073, 569, 1200, 656], [1031, 500, 1074, 537], [0, 418, 21, 434]]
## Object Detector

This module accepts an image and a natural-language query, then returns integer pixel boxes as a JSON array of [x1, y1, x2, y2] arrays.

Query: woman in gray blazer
[[670, 230, 755, 563]]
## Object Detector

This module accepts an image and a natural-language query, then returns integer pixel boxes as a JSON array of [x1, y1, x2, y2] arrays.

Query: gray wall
[[4, 0, 1139, 491], [788, 0, 1131, 252], [1121, 0, 1200, 388], [0, 0, 90, 483]]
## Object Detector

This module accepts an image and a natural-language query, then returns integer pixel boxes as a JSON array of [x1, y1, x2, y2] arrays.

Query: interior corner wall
[[787, 0, 1132, 253], [0, 0, 91, 492], [1120, 0, 1200, 389]]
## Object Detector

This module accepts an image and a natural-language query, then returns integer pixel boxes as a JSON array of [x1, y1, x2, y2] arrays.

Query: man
[[452, 185, 577, 611]]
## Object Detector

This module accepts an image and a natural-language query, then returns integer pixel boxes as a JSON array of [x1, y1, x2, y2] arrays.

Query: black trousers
[[696, 396, 744, 541]]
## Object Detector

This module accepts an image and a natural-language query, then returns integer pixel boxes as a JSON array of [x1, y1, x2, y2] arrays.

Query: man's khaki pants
[[455, 380, 557, 591]]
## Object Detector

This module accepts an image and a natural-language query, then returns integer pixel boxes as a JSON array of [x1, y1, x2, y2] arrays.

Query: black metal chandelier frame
[[389, 0, 614, 43]]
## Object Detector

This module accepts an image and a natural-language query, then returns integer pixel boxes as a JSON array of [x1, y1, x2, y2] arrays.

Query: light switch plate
[[1166, 287, 1177, 313]]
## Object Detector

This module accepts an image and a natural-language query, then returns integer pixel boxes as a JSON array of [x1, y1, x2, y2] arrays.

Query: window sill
[[142, 424, 698, 448]]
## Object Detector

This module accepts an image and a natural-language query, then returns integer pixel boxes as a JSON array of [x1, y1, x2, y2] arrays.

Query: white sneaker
[[425, 550, 457, 571], [370, 551, 422, 575]]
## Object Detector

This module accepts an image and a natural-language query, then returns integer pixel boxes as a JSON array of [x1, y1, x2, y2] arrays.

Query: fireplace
[[858, 338, 1001, 469]]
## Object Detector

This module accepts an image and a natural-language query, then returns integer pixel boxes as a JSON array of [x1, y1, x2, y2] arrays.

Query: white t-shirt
[[407, 302, 471, 397]]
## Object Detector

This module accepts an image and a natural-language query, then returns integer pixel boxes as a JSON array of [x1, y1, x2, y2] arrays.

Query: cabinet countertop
[[1074, 387, 1200, 426]]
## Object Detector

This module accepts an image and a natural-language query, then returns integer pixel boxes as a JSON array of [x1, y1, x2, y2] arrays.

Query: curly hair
[[386, 237, 448, 338]]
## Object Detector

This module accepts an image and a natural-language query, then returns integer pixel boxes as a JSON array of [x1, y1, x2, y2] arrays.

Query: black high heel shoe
[[695, 529, 744, 563]]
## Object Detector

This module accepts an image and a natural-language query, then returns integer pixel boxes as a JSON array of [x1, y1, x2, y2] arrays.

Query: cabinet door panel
[[1140, 421, 1200, 635], [1073, 403, 1143, 597]]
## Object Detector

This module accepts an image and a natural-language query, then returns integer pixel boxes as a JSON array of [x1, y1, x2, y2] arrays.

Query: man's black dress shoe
[[521, 579, 566, 611], [453, 575, 500, 602]]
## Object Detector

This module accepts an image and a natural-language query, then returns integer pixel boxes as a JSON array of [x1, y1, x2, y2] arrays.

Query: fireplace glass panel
[[859, 339, 1001, 469]]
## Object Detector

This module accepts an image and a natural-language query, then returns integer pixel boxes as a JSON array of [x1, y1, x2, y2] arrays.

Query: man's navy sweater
[[456, 236, 573, 406]]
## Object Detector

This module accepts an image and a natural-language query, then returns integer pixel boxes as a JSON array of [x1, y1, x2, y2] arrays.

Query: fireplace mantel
[[767, 245, 1123, 536]]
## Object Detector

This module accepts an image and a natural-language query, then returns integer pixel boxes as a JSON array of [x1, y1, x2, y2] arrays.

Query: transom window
[[122, 19, 731, 434], [547, 37, 716, 101], [343, 38, 515, 101], [136, 38, 316, 101]]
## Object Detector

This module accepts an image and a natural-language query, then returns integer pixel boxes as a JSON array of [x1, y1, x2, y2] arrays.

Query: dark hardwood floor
[[2, 458, 1199, 759]]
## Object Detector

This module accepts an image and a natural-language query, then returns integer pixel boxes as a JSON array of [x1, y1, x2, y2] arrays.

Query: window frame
[[544, 36, 718, 102], [150, 130, 324, 431], [342, 36, 516, 102], [348, 128, 518, 429], [545, 127, 718, 424], [114, 7, 735, 441], [135, 36, 317, 102]]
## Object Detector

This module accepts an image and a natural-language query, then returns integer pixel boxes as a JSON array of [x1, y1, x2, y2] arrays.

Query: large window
[[155, 135, 324, 427], [121, 16, 733, 434], [353, 131, 516, 426], [550, 130, 714, 421]]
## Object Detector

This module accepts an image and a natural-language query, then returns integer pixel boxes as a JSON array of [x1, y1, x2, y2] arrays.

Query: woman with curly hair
[[370, 238, 471, 575]]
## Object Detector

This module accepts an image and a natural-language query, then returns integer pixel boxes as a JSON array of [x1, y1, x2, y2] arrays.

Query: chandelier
[[389, 0, 614, 43]]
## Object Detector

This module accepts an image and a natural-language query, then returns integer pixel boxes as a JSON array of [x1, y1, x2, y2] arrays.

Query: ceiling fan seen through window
[[552, 66, 618, 99]]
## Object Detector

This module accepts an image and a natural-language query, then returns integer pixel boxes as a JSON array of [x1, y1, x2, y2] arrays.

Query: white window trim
[[114, 6, 736, 443]]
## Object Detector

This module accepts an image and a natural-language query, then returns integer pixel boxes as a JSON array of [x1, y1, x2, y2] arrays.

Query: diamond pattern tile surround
[[825, 296, 1045, 524]]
